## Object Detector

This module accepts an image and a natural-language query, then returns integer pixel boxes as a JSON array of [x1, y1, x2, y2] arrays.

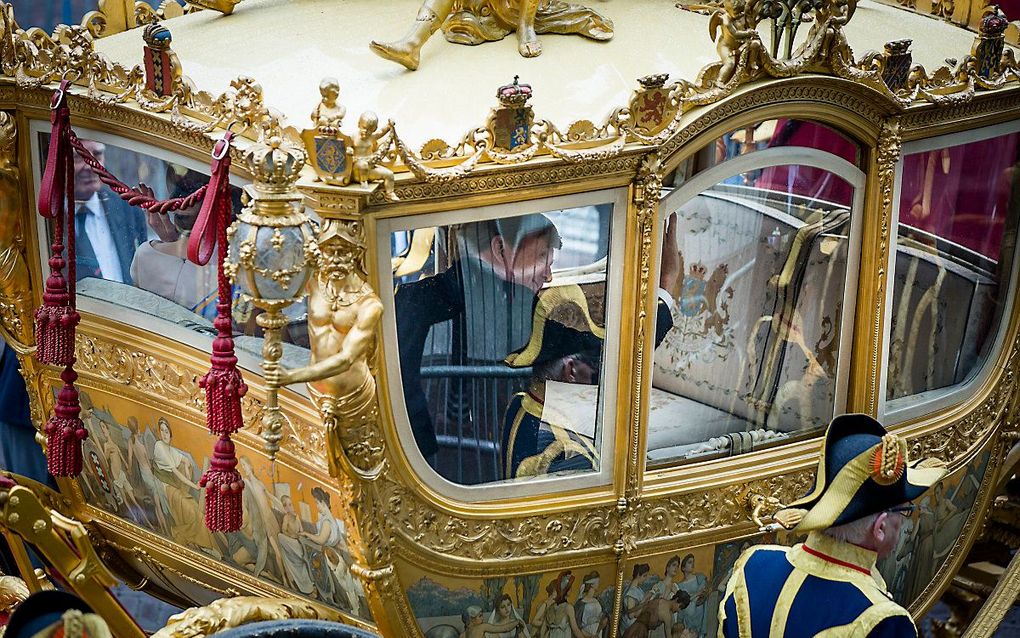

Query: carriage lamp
[[225, 135, 318, 459]]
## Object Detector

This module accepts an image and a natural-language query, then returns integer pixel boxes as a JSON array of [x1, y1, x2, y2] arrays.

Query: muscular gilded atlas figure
[[370, 0, 615, 71], [263, 220, 382, 478]]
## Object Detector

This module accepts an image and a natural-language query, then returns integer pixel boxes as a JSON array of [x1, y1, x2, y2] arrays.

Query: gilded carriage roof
[[87, 0, 988, 148]]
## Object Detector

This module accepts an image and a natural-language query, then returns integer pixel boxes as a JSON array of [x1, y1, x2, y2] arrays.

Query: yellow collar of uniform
[[521, 392, 545, 419], [799, 532, 878, 577]]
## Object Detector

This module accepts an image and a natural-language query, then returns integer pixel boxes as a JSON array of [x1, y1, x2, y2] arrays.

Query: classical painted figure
[[264, 219, 383, 478], [370, 0, 614, 71], [151, 417, 217, 555]]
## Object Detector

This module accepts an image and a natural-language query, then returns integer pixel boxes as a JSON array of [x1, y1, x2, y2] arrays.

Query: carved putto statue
[[311, 77, 346, 133], [370, 0, 615, 71], [352, 112, 399, 202]]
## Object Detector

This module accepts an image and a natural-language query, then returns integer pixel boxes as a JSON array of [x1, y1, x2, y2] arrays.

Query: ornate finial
[[883, 39, 912, 56], [496, 76, 533, 108], [637, 73, 670, 89], [244, 136, 307, 196], [142, 22, 171, 51], [981, 5, 1009, 37]]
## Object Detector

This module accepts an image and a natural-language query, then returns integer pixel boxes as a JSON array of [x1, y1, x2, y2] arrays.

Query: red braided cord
[[68, 131, 208, 215]]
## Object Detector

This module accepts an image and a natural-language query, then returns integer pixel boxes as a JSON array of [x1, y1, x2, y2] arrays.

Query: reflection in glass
[[650, 167, 853, 466], [672, 119, 860, 195], [886, 132, 1020, 404], [392, 207, 614, 486], [35, 132, 309, 360]]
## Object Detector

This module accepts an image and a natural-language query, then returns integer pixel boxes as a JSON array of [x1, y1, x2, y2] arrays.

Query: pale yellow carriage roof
[[93, 0, 984, 148]]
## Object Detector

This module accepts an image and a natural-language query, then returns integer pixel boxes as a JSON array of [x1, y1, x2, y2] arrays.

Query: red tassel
[[198, 314, 248, 435], [44, 366, 87, 477], [199, 434, 244, 532], [34, 260, 79, 366], [190, 133, 247, 532], [36, 81, 86, 478]]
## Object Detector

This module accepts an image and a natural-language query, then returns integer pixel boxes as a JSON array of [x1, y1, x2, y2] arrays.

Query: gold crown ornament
[[244, 135, 307, 197]]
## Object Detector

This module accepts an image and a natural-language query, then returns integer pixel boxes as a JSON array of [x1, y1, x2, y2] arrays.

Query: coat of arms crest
[[490, 76, 534, 152], [629, 74, 675, 137]]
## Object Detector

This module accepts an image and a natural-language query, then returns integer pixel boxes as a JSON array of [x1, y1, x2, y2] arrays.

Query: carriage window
[[391, 206, 613, 486], [884, 130, 1020, 411], [34, 131, 309, 360], [668, 119, 861, 188], [648, 166, 855, 467]]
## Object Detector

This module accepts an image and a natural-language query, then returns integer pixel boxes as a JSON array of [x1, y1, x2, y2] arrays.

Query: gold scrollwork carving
[[0, 111, 33, 350], [380, 476, 618, 562], [150, 596, 340, 638], [865, 116, 902, 413]]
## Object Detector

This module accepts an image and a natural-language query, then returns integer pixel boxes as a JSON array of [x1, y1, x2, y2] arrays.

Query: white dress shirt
[[80, 193, 125, 283]]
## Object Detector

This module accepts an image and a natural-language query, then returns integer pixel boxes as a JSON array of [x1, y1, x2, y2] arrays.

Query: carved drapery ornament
[[150, 597, 340, 638]]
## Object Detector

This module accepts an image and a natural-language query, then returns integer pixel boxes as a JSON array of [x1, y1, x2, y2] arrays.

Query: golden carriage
[[0, 0, 1018, 636]]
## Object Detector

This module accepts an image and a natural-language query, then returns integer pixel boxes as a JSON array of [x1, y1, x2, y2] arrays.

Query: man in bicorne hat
[[396, 213, 679, 469], [501, 283, 604, 479], [718, 413, 949, 638]]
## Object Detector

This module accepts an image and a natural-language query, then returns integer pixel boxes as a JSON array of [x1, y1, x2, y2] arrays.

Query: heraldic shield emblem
[[302, 128, 354, 185], [630, 73, 675, 137], [491, 76, 535, 152]]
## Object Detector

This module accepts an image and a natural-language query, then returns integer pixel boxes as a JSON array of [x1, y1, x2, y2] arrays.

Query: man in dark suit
[[72, 140, 149, 285], [395, 212, 680, 469]]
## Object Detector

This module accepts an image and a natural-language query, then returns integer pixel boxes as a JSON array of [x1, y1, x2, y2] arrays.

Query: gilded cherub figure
[[709, 0, 758, 86], [352, 112, 399, 202], [262, 221, 385, 478], [311, 77, 346, 133], [370, 0, 614, 71]]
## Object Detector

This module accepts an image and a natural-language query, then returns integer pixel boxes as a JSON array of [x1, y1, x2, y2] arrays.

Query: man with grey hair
[[718, 414, 949, 637]]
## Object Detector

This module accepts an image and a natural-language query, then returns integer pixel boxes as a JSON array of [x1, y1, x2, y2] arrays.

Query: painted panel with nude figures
[[877, 449, 992, 607], [406, 562, 616, 638], [68, 387, 370, 620]]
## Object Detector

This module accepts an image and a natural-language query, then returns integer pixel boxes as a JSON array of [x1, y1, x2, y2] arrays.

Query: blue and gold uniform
[[719, 414, 949, 638], [501, 391, 596, 478], [500, 284, 673, 479], [719, 533, 916, 637]]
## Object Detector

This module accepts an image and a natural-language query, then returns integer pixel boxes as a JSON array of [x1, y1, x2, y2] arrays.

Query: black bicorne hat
[[775, 413, 949, 532]]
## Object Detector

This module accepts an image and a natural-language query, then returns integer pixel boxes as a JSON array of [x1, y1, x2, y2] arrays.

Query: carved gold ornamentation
[[369, 0, 614, 71], [73, 332, 265, 426], [266, 218, 385, 478], [863, 117, 902, 413], [380, 476, 618, 562], [352, 113, 398, 201], [151, 596, 339, 638], [0, 111, 32, 350], [0, 480, 143, 638], [0, 572, 29, 618], [628, 153, 662, 501]]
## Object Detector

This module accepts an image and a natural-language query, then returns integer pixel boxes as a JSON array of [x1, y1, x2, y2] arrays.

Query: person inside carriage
[[395, 211, 680, 479]]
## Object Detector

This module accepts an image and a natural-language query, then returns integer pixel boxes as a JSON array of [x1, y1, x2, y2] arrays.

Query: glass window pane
[[650, 166, 854, 467], [34, 131, 309, 363], [885, 131, 1020, 405], [669, 119, 861, 189], [391, 206, 614, 486]]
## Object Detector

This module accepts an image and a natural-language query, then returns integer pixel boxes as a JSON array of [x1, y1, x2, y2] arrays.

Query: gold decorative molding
[[862, 117, 902, 414], [150, 596, 341, 638], [0, 110, 33, 351], [1, 0, 1017, 192]]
